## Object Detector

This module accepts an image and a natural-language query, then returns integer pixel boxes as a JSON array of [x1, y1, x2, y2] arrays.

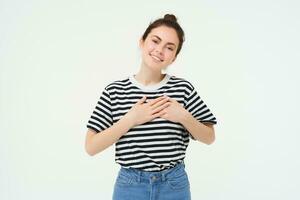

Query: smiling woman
[[85, 13, 217, 200], [139, 26, 179, 72]]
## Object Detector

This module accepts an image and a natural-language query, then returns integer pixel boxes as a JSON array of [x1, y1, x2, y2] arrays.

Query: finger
[[147, 95, 170, 107], [152, 111, 165, 119], [154, 110, 167, 118], [148, 95, 167, 106], [151, 102, 170, 114], [151, 96, 170, 109], [137, 96, 147, 104], [167, 97, 173, 102]]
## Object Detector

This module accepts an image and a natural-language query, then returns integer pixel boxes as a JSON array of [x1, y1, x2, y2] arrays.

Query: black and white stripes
[[86, 74, 217, 171]]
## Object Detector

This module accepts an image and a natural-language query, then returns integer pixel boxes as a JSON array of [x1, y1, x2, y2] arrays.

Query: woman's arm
[[180, 111, 215, 145], [158, 97, 216, 145], [85, 115, 134, 156], [85, 95, 170, 156]]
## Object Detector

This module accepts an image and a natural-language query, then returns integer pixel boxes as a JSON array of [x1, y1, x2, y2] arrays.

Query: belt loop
[[137, 171, 141, 182], [162, 172, 166, 181]]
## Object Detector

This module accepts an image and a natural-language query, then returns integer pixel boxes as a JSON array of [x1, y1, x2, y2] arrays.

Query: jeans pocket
[[166, 172, 190, 190], [116, 173, 133, 186]]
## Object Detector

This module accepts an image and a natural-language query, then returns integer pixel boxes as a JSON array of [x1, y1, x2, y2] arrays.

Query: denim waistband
[[118, 163, 186, 183]]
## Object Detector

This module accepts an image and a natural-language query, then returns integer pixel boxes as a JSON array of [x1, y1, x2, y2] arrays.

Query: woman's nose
[[155, 45, 164, 55]]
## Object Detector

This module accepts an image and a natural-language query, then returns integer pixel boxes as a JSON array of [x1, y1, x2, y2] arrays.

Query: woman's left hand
[[158, 97, 189, 123]]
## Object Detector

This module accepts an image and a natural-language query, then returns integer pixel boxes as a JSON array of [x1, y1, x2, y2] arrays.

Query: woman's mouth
[[150, 54, 163, 62]]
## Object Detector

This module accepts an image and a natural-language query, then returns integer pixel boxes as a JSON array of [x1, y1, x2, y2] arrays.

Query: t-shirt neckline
[[129, 73, 171, 91]]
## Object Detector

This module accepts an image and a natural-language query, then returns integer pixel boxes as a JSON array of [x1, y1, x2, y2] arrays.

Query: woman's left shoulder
[[168, 74, 195, 90]]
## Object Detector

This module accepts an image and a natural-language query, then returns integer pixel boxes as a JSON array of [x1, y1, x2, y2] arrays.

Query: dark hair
[[141, 14, 185, 57]]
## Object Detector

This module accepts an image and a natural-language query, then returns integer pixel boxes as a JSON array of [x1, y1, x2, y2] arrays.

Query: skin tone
[[85, 25, 215, 156], [126, 25, 215, 143], [125, 25, 180, 125], [134, 25, 179, 86]]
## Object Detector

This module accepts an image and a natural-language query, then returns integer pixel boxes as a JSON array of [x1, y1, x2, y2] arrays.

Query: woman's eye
[[167, 47, 174, 51], [152, 40, 158, 44]]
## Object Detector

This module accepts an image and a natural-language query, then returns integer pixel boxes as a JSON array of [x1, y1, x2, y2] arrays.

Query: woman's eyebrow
[[152, 35, 176, 47]]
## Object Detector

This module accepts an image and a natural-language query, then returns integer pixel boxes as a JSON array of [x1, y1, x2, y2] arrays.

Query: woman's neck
[[134, 65, 165, 86]]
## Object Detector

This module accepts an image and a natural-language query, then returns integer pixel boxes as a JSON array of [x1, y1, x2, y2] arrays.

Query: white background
[[1, 0, 299, 199]]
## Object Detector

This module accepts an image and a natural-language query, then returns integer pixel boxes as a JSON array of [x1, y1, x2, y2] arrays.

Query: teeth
[[151, 55, 162, 62]]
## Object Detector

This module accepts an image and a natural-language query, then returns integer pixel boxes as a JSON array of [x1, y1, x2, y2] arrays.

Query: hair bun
[[164, 14, 177, 22]]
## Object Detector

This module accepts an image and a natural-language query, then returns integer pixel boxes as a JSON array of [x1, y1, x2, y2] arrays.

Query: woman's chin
[[149, 65, 164, 72], [143, 62, 163, 71]]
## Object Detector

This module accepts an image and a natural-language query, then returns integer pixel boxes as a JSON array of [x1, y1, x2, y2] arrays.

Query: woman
[[85, 14, 217, 200]]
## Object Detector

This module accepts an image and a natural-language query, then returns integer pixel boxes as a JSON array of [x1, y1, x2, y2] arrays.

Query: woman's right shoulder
[[104, 75, 131, 91]]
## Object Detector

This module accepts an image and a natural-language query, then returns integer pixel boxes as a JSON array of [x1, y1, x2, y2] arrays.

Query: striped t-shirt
[[86, 73, 217, 172]]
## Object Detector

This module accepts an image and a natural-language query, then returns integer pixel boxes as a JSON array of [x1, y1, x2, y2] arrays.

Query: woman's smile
[[150, 54, 164, 62]]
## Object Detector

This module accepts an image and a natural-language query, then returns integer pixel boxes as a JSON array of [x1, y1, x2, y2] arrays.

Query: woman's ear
[[139, 38, 144, 48], [139, 39, 142, 48]]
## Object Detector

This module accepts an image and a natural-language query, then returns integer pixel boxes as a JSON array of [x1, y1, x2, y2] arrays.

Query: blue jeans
[[112, 163, 191, 200]]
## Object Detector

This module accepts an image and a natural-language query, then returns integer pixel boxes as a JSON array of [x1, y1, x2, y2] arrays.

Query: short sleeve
[[86, 87, 113, 133], [184, 88, 217, 140]]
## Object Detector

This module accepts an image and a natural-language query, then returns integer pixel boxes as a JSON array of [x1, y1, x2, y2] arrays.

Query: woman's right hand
[[124, 95, 170, 127]]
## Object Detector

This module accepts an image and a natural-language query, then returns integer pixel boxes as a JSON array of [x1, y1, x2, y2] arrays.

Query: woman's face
[[139, 26, 179, 72]]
